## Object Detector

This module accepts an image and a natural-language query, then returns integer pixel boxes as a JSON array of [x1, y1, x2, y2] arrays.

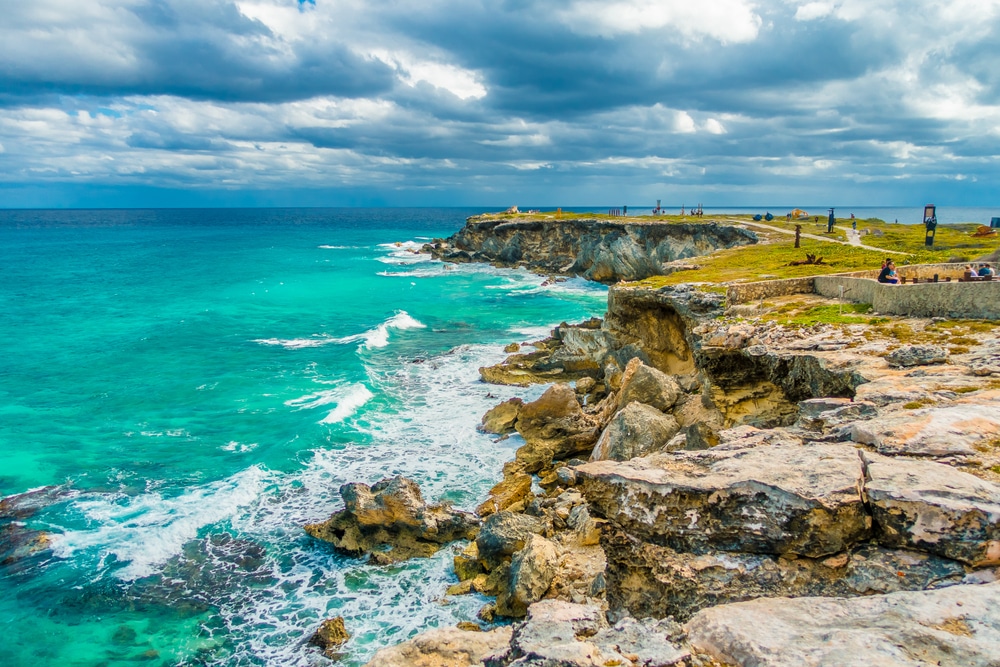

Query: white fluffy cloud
[[559, 0, 762, 43]]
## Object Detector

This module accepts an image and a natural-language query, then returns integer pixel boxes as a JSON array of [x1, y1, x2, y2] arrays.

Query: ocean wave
[[284, 383, 374, 424], [253, 311, 426, 352], [317, 245, 358, 249], [52, 466, 269, 581]]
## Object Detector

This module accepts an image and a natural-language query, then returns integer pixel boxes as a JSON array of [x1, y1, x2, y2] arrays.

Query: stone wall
[[726, 277, 817, 306], [814, 275, 1000, 320]]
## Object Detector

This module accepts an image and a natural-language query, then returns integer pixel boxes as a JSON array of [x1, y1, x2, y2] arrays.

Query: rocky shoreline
[[303, 220, 1000, 666]]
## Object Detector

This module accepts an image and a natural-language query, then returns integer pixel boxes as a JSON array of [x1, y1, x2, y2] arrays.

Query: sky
[[1, 0, 999, 208]]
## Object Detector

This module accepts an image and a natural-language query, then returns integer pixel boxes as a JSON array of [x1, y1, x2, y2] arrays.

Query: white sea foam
[[254, 311, 426, 352], [52, 466, 269, 580], [319, 384, 374, 424], [317, 245, 357, 249]]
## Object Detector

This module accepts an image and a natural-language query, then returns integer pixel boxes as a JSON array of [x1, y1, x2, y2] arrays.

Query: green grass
[[634, 236, 885, 288], [761, 303, 874, 327]]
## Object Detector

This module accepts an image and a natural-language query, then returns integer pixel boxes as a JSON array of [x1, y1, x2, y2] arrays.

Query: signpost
[[923, 204, 937, 247]]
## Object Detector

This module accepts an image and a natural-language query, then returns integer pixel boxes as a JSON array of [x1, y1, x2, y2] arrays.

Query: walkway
[[727, 219, 909, 256]]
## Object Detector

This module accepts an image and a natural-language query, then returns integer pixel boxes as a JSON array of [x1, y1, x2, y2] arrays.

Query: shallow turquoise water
[[0, 208, 607, 666]]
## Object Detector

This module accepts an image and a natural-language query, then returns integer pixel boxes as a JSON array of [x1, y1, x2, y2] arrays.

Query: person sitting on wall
[[963, 265, 979, 280], [978, 263, 996, 278], [878, 260, 899, 284]]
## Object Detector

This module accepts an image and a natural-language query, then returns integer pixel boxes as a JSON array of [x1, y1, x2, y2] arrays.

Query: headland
[[312, 210, 1000, 666]]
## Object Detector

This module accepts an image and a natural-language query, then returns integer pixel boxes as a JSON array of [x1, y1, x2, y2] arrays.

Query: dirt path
[[727, 219, 909, 256]]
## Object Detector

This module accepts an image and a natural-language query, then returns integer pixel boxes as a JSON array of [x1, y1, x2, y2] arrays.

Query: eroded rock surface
[[305, 476, 479, 564], [590, 402, 681, 462], [363, 626, 513, 667], [686, 581, 1000, 667]]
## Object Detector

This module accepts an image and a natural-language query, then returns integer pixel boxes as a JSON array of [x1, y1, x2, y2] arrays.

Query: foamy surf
[[319, 384, 374, 424], [53, 466, 269, 581], [254, 311, 426, 352]]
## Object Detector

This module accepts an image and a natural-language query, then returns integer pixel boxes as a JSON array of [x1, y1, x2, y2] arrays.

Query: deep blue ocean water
[[0, 208, 607, 666]]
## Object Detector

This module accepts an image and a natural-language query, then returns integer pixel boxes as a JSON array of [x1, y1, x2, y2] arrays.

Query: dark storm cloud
[[0, 0, 998, 206]]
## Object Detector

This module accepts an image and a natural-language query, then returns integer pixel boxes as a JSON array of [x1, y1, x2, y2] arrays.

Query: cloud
[[0, 0, 998, 206]]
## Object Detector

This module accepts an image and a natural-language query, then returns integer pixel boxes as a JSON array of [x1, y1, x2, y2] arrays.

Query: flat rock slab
[[852, 403, 1000, 457], [686, 581, 1000, 667], [577, 443, 869, 558], [864, 452, 1000, 566], [363, 626, 513, 667]]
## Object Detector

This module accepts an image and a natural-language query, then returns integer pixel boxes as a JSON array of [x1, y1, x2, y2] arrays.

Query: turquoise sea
[[0, 208, 607, 666]]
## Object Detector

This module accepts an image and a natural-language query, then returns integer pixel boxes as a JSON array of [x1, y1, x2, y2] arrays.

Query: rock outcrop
[[425, 216, 757, 283], [305, 476, 478, 564], [686, 581, 1000, 667], [362, 625, 513, 667]]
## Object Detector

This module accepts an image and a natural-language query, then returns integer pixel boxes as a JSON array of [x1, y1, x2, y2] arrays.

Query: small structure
[[827, 208, 835, 233], [923, 204, 937, 247]]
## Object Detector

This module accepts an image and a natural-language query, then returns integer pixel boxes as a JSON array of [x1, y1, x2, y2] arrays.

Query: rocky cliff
[[424, 216, 757, 283]]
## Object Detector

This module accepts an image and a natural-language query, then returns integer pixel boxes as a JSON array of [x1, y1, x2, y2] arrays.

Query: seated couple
[[878, 260, 899, 284]]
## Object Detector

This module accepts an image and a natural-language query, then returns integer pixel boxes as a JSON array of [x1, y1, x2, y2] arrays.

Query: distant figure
[[852, 219, 857, 230], [977, 263, 995, 277], [878, 260, 899, 284], [963, 265, 978, 280]]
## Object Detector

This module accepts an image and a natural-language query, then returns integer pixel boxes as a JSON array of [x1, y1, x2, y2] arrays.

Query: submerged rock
[[305, 476, 479, 564]]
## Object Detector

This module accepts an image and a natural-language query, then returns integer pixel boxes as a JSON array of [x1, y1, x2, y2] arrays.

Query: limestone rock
[[514, 384, 600, 472], [589, 402, 681, 462], [480, 398, 524, 435], [686, 581, 1000, 667], [577, 443, 870, 558], [476, 511, 547, 569], [601, 526, 969, 622], [309, 617, 349, 658], [454, 542, 484, 581], [363, 625, 513, 667], [477, 473, 533, 518], [863, 452, 1000, 566], [886, 344, 948, 368], [496, 535, 559, 617], [798, 398, 878, 431], [489, 599, 688, 667], [0, 523, 52, 567], [618, 358, 682, 412], [683, 422, 719, 450], [851, 404, 1000, 457], [304, 476, 479, 564]]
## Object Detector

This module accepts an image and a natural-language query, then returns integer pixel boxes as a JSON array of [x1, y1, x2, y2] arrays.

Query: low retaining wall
[[727, 277, 816, 305], [814, 275, 1000, 319]]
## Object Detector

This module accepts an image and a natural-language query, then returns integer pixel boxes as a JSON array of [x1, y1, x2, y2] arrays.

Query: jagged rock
[[683, 422, 719, 450], [486, 600, 688, 667], [863, 452, 1000, 566], [454, 542, 484, 581], [476, 512, 547, 570], [363, 625, 513, 667], [851, 403, 1000, 457], [797, 397, 878, 431], [477, 474, 533, 518], [304, 476, 479, 564], [601, 526, 970, 622], [578, 443, 870, 558], [504, 342, 521, 353], [480, 398, 524, 435], [309, 617, 349, 658], [496, 535, 559, 617], [618, 358, 682, 412], [886, 344, 949, 368], [0, 523, 52, 567], [513, 384, 600, 472], [574, 377, 596, 395], [0, 486, 65, 520], [589, 403, 681, 462], [431, 217, 756, 283], [686, 582, 1000, 667]]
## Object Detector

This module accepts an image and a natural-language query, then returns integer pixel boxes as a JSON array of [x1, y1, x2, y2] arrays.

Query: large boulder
[[476, 473, 533, 518], [590, 402, 681, 462], [480, 398, 523, 435], [601, 526, 969, 622], [304, 476, 479, 564], [864, 452, 1000, 566], [476, 511, 547, 570], [308, 617, 349, 659], [617, 358, 683, 412], [363, 625, 513, 667], [686, 582, 1000, 667], [513, 384, 600, 472], [496, 534, 559, 617], [577, 443, 870, 558], [885, 344, 948, 368]]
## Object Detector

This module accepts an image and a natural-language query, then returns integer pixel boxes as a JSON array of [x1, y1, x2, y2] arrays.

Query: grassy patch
[[954, 386, 980, 394], [762, 303, 874, 327]]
